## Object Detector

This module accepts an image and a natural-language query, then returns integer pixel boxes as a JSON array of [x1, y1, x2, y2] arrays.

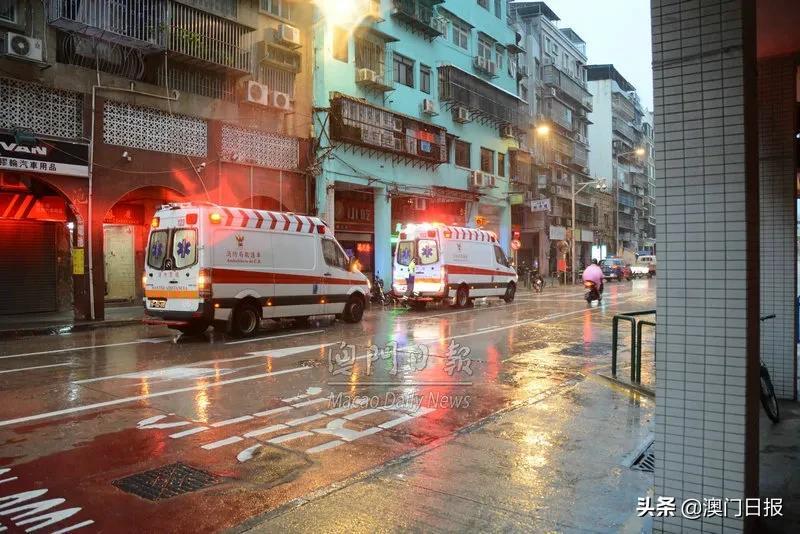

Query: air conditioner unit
[[276, 24, 301, 48], [470, 170, 486, 188], [271, 90, 293, 111], [1, 32, 43, 62], [501, 125, 515, 138], [357, 68, 377, 84], [413, 198, 427, 211], [244, 80, 270, 106], [487, 61, 497, 76], [473, 56, 488, 72], [421, 98, 437, 115], [431, 17, 448, 36], [454, 106, 471, 123], [393, 138, 404, 151]]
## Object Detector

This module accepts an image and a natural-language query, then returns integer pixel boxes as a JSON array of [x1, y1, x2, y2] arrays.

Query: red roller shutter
[[0, 220, 58, 314]]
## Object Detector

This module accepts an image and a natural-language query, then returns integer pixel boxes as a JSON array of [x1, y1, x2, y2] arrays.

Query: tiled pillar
[[758, 57, 798, 400], [373, 186, 392, 287], [652, 0, 759, 532]]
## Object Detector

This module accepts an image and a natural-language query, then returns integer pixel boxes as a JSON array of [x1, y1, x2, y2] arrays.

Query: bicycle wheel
[[760, 364, 780, 423]]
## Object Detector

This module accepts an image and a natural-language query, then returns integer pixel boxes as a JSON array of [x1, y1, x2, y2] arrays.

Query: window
[[478, 38, 492, 61], [478, 0, 489, 9], [0, 0, 16, 23], [396, 241, 415, 266], [508, 57, 516, 78], [452, 20, 470, 50], [498, 153, 506, 177], [192, 0, 236, 17], [520, 84, 528, 102], [480, 147, 494, 174], [355, 37, 385, 73], [260, 0, 294, 20], [333, 27, 349, 62], [322, 239, 350, 270], [147, 230, 169, 269], [495, 45, 504, 71], [494, 0, 502, 17], [417, 239, 439, 265], [393, 53, 414, 87], [172, 229, 197, 269], [455, 141, 471, 168], [420, 64, 431, 94], [259, 65, 296, 97], [494, 246, 509, 267]]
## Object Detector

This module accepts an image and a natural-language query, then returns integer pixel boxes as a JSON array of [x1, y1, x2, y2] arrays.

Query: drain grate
[[113, 462, 219, 501], [630, 441, 655, 473]]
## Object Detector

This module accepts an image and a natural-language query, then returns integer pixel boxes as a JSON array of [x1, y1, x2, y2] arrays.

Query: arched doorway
[[240, 195, 289, 212], [0, 174, 81, 316], [102, 186, 185, 303]]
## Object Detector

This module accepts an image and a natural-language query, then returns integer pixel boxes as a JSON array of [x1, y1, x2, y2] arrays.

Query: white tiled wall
[[758, 57, 798, 400], [652, 0, 752, 531]]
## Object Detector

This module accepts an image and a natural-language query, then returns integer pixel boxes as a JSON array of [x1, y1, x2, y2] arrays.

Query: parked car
[[631, 255, 656, 278], [600, 258, 631, 281]]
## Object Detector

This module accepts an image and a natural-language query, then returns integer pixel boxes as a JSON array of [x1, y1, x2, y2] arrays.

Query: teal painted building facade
[[312, 0, 526, 284]]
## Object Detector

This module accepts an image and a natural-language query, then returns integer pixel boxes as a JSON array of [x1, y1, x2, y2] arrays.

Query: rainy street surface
[[0, 280, 655, 533]]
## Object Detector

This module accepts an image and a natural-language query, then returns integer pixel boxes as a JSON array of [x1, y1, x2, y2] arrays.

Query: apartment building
[[587, 64, 652, 255], [312, 0, 526, 282]]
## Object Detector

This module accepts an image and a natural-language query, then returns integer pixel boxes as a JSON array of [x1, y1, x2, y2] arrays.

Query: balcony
[[552, 135, 574, 158], [49, 0, 253, 73], [612, 117, 636, 143], [572, 142, 588, 169], [542, 63, 592, 111], [612, 92, 636, 122], [438, 65, 527, 128], [391, 0, 446, 39], [543, 96, 573, 131]]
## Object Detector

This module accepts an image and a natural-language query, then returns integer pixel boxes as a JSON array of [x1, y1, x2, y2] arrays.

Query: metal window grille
[[355, 37, 385, 75], [220, 124, 298, 170], [158, 64, 236, 102], [103, 101, 207, 156], [257, 65, 295, 97], [0, 78, 83, 139]]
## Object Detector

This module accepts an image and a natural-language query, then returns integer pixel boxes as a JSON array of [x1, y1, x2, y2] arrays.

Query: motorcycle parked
[[532, 269, 544, 293], [584, 280, 602, 304], [370, 273, 392, 306]]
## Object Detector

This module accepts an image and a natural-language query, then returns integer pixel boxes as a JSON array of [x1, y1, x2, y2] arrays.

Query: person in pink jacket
[[582, 259, 604, 292]]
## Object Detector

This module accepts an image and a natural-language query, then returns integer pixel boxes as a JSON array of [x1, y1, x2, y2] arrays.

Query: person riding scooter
[[582, 259, 604, 302]]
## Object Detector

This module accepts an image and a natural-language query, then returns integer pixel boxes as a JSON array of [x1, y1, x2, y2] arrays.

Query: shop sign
[[530, 198, 551, 212], [549, 225, 566, 241], [104, 203, 144, 225], [0, 133, 89, 177]]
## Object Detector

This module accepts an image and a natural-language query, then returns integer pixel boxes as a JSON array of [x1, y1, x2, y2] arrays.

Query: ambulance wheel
[[503, 282, 516, 303], [454, 285, 469, 308], [342, 295, 365, 323], [231, 301, 260, 338], [177, 321, 209, 336]]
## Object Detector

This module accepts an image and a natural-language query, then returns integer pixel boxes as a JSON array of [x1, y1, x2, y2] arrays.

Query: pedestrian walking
[[406, 255, 418, 296]]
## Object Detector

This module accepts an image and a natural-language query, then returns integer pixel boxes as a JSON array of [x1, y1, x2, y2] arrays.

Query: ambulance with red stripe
[[143, 203, 369, 336], [392, 223, 517, 309]]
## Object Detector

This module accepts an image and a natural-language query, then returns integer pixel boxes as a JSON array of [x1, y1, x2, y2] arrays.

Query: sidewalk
[[236, 373, 655, 534], [0, 305, 143, 339]]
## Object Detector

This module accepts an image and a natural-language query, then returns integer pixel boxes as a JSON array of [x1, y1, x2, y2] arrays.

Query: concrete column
[[373, 186, 392, 286], [652, 0, 759, 532], [315, 175, 334, 232], [498, 203, 511, 254]]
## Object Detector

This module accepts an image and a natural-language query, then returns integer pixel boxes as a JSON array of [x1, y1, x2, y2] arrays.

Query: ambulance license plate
[[149, 299, 167, 309]]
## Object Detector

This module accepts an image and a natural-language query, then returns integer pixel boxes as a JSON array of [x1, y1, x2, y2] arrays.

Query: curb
[[597, 373, 655, 398], [0, 318, 143, 340]]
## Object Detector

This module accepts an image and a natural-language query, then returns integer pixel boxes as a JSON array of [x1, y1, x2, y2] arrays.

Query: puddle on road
[[240, 445, 312, 488]]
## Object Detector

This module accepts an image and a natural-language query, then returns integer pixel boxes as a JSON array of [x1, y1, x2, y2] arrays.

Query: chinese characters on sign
[[326, 341, 473, 379], [636, 497, 783, 519], [0, 135, 89, 177]]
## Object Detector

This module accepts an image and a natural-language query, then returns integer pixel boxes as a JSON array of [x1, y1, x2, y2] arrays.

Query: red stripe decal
[[254, 211, 264, 229], [281, 213, 291, 231], [444, 264, 509, 276], [210, 268, 361, 286], [268, 212, 278, 230], [295, 216, 303, 233], [223, 207, 234, 227], [238, 209, 250, 228], [305, 216, 314, 233]]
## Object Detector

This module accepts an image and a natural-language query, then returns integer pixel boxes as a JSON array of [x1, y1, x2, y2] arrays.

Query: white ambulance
[[143, 203, 370, 336], [392, 223, 517, 309]]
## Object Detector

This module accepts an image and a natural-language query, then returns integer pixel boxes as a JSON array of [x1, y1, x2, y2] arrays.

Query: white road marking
[[237, 444, 262, 462], [201, 436, 243, 450], [243, 424, 288, 438], [477, 326, 496, 331], [253, 406, 293, 418], [267, 431, 313, 444], [291, 397, 327, 408], [286, 413, 326, 426], [169, 427, 208, 439], [379, 414, 414, 429], [0, 362, 72, 375], [210, 415, 253, 427], [50, 520, 96, 534], [136, 414, 191, 430], [245, 342, 337, 358], [225, 329, 325, 345], [344, 408, 382, 420], [323, 405, 354, 416], [306, 440, 344, 454], [0, 337, 171, 360]]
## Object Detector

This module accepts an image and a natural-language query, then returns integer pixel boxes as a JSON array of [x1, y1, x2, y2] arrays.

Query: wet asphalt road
[[0, 279, 655, 533]]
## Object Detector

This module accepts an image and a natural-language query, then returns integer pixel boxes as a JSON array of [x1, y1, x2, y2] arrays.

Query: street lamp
[[571, 176, 607, 284], [613, 147, 646, 255]]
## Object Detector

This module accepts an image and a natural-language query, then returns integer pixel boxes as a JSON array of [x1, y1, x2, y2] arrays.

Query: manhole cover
[[630, 441, 655, 473], [113, 462, 219, 501]]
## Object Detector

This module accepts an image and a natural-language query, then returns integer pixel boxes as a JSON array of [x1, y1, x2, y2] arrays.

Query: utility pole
[[571, 176, 607, 285]]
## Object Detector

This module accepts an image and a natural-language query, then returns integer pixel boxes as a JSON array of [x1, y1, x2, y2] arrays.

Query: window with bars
[[478, 38, 492, 61], [452, 20, 469, 50], [497, 152, 505, 177], [393, 53, 414, 88], [0, 77, 83, 139], [262, 44, 301, 71], [103, 101, 207, 157], [480, 147, 494, 174], [258, 65, 295, 97], [158, 65, 235, 102], [495, 45, 504, 70], [0, 0, 16, 23], [259, 0, 294, 20], [455, 140, 470, 168], [355, 37, 385, 75], [420, 64, 431, 94], [188, 0, 236, 18]]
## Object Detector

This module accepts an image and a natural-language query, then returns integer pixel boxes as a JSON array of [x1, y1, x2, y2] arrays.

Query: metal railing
[[612, 117, 636, 142], [612, 310, 656, 383], [573, 142, 588, 167], [612, 91, 636, 121], [542, 64, 592, 111]]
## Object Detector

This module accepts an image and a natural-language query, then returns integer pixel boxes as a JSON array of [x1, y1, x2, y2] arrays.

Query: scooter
[[532, 269, 545, 293], [584, 280, 602, 304], [370, 273, 392, 306]]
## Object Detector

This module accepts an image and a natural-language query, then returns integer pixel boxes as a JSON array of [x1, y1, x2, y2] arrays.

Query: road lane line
[[0, 338, 171, 360], [201, 436, 243, 450], [169, 427, 208, 439], [0, 362, 72, 375], [286, 413, 326, 426], [211, 415, 253, 427], [243, 424, 287, 438], [306, 440, 344, 454], [253, 405, 294, 417], [291, 397, 327, 408], [225, 330, 324, 345], [268, 431, 312, 444]]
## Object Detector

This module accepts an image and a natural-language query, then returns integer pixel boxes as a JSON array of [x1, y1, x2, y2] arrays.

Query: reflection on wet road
[[0, 280, 655, 533]]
